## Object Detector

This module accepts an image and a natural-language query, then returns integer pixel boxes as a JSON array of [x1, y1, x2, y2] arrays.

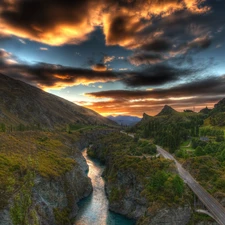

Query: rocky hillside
[[87, 132, 193, 225], [0, 131, 92, 225], [0, 74, 116, 129], [202, 98, 225, 127], [213, 98, 225, 113]]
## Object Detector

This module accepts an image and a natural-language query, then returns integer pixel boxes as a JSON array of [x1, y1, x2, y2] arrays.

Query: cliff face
[[138, 206, 192, 225], [33, 151, 92, 225], [88, 132, 193, 225], [0, 137, 92, 225], [104, 168, 192, 225], [105, 170, 148, 219]]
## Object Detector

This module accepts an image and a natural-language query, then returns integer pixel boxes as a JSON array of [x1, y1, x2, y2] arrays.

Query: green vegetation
[[53, 207, 71, 225], [132, 109, 204, 153], [0, 131, 79, 212], [188, 213, 215, 225], [131, 100, 225, 203], [88, 132, 188, 207], [10, 168, 38, 225], [64, 123, 112, 136]]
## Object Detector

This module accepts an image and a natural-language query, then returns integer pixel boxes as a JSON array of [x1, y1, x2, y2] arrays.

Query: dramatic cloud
[[0, 0, 224, 117], [129, 52, 164, 66], [0, 0, 102, 45], [122, 64, 200, 87], [0, 48, 18, 65], [86, 75, 225, 100], [0, 51, 120, 89], [84, 75, 225, 115], [0, 0, 213, 47], [79, 95, 221, 117], [91, 63, 107, 71], [0, 48, 208, 91], [140, 39, 172, 52]]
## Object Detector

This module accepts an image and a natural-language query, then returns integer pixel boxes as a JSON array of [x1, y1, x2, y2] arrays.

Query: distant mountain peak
[[157, 105, 177, 116], [107, 115, 141, 126], [143, 113, 149, 118]]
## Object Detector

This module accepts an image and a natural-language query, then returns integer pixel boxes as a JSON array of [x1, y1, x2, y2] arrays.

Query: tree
[[10, 169, 38, 225], [195, 146, 205, 156], [172, 175, 184, 197], [66, 124, 71, 134], [0, 123, 6, 132], [133, 134, 139, 143], [216, 135, 224, 142]]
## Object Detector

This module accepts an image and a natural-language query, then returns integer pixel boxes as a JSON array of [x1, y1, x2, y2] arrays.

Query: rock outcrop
[[0, 146, 92, 225], [104, 167, 192, 225]]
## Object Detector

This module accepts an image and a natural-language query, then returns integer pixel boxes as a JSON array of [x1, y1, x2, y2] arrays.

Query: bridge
[[195, 209, 216, 220], [121, 131, 225, 224], [157, 146, 225, 225]]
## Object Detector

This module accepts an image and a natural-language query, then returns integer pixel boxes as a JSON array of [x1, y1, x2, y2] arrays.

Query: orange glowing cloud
[[0, 50, 120, 90], [0, 48, 18, 65], [92, 64, 107, 72], [0, 0, 211, 46], [102, 0, 210, 49], [77, 96, 218, 117], [184, 0, 210, 14], [0, 0, 103, 45], [0, 18, 95, 46]]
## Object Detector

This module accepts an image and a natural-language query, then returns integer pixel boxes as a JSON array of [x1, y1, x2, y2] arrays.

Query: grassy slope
[[0, 74, 116, 129], [0, 130, 80, 210]]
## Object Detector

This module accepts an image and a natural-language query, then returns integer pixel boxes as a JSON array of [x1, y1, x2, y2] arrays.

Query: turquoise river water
[[74, 149, 135, 225]]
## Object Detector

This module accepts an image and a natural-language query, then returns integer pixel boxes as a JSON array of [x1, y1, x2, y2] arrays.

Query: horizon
[[0, 0, 225, 117]]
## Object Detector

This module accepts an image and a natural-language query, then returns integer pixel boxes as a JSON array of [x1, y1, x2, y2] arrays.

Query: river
[[74, 149, 136, 225]]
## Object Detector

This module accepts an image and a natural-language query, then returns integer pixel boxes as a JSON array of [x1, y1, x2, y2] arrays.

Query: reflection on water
[[74, 149, 135, 225]]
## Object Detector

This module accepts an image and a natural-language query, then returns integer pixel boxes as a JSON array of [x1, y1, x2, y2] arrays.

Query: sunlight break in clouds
[[0, 0, 210, 46]]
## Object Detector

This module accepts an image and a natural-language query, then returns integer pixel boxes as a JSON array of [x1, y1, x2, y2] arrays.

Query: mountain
[[199, 107, 212, 115], [205, 98, 225, 127], [107, 115, 141, 126], [212, 98, 225, 113], [156, 105, 177, 116], [136, 105, 202, 129], [0, 74, 116, 129]]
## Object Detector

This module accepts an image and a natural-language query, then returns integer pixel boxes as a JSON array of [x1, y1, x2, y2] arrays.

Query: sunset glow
[[0, 0, 224, 116]]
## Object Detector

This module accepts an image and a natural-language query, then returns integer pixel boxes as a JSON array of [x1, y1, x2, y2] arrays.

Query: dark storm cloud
[[122, 64, 200, 87], [140, 39, 172, 52], [1, 60, 198, 89], [0, 0, 216, 48], [126, 1, 225, 63], [0, 49, 202, 89], [86, 75, 225, 99], [0, 0, 102, 45], [0, 60, 119, 89]]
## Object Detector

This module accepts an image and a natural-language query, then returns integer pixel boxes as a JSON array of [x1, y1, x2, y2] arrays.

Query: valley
[[0, 74, 225, 225]]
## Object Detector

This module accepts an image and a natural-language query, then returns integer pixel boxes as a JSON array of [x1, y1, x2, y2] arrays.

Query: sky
[[0, 0, 225, 117]]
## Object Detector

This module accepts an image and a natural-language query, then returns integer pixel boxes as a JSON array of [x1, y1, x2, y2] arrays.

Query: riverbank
[[74, 149, 135, 225], [87, 131, 196, 225]]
